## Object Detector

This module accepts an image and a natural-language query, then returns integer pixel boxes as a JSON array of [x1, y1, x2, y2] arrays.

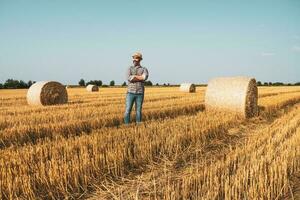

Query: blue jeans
[[124, 92, 144, 124]]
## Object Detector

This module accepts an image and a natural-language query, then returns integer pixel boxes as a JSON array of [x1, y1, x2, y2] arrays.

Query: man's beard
[[133, 61, 140, 66]]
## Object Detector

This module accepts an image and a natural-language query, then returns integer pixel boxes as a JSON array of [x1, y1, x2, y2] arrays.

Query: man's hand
[[130, 75, 145, 82]]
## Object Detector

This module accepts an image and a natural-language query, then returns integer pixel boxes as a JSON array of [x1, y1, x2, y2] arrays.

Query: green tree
[[273, 82, 284, 86], [27, 80, 34, 87], [19, 80, 27, 88], [78, 79, 85, 86], [145, 80, 153, 86], [257, 81, 262, 86], [94, 80, 102, 86], [4, 79, 19, 88], [110, 80, 115, 86], [86, 80, 102, 86], [2, 79, 29, 89], [122, 81, 127, 86]]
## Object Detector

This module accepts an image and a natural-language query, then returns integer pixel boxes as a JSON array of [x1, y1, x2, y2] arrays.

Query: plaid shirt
[[127, 65, 149, 94]]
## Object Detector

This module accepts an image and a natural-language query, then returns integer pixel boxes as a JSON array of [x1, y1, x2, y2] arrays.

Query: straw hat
[[132, 52, 143, 60]]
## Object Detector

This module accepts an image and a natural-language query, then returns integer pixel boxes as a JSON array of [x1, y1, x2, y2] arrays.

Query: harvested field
[[0, 86, 300, 200]]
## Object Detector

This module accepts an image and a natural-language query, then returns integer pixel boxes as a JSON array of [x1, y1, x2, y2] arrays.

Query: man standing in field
[[124, 52, 149, 124]]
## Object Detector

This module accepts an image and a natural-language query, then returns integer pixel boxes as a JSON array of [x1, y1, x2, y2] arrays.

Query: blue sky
[[0, 0, 299, 85]]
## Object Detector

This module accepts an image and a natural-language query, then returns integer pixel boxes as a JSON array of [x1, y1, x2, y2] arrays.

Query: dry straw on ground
[[27, 81, 68, 106], [1, 86, 300, 199], [86, 84, 99, 92], [179, 83, 196, 93], [205, 76, 258, 118]]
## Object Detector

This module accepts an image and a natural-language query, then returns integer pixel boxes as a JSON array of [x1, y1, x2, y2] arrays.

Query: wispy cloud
[[292, 45, 300, 52], [261, 52, 275, 56]]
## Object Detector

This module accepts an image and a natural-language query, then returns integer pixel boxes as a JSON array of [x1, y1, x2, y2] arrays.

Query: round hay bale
[[27, 81, 68, 106], [205, 76, 258, 118], [180, 83, 196, 93], [86, 84, 99, 92]]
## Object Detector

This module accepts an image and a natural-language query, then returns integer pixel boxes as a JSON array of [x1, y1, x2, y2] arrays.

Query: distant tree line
[[256, 81, 300, 86], [0, 79, 35, 89], [78, 79, 153, 87], [0, 78, 154, 89], [78, 79, 116, 87], [1, 78, 299, 89]]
